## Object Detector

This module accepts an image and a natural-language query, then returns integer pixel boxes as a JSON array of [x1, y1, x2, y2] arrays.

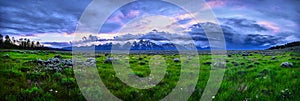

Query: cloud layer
[[0, 0, 91, 35], [0, 0, 299, 49], [92, 21, 285, 50]]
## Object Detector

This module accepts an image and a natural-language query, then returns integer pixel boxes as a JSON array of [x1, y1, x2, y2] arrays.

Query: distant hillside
[[0, 34, 67, 51], [268, 41, 300, 50]]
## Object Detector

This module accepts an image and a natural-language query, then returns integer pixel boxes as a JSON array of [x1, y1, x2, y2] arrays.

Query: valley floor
[[0, 49, 299, 100]]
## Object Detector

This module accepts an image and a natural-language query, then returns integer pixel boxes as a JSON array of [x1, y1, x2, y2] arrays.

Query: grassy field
[[0, 50, 300, 101]]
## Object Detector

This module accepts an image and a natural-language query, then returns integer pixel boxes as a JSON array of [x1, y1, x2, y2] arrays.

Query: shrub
[[61, 77, 76, 85], [20, 87, 43, 99]]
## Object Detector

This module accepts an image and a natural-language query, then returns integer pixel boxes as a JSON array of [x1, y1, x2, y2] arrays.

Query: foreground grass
[[0, 50, 299, 100]]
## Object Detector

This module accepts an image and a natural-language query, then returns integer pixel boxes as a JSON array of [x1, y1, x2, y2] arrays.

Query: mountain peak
[[152, 29, 158, 33]]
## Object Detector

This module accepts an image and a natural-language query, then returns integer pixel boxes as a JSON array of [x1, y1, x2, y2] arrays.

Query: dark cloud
[[1, 0, 298, 49], [177, 18, 192, 24], [77, 18, 288, 49], [244, 34, 283, 46], [109, 19, 285, 48], [100, 22, 123, 33], [112, 31, 208, 42], [113, 33, 168, 41], [188, 22, 234, 42], [139, 33, 168, 41], [153, 21, 286, 49], [25, 34, 37, 37], [223, 34, 285, 50], [219, 18, 268, 32], [119, 0, 185, 16], [42, 42, 71, 48], [207, 0, 300, 32], [0, 0, 91, 35], [100, 0, 187, 33], [82, 35, 99, 42]]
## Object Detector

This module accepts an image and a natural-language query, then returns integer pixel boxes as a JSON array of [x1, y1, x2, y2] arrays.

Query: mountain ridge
[[63, 39, 210, 51]]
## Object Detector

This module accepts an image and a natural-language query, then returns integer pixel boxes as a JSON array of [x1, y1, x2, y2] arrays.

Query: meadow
[[0, 50, 299, 101]]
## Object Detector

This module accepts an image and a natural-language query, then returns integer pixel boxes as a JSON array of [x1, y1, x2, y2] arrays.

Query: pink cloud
[[106, 11, 125, 24], [126, 10, 140, 18], [106, 10, 140, 25], [258, 21, 280, 33], [62, 32, 75, 37], [174, 13, 196, 20], [205, 0, 226, 9]]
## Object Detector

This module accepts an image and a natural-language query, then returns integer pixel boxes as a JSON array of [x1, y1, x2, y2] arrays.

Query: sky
[[0, 0, 299, 49]]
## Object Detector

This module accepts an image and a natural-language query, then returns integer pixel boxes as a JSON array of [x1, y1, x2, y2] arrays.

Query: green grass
[[0, 50, 299, 100]]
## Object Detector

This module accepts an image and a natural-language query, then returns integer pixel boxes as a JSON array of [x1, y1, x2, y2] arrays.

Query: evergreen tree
[[26, 39, 31, 48], [24, 38, 27, 47], [36, 41, 40, 47], [31, 41, 35, 48], [0, 34, 45, 50], [12, 37, 16, 45], [19, 38, 24, 47], [4, 35, 11, 46], [0, 34, 3, 45]]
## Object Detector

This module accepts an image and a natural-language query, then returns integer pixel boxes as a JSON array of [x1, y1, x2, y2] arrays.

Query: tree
[[0, 34, 3, 46], [2, 35, 13, 48], [4, 35, 11, 45], [12, 37, 16, 45], [31, 41, 35, 48], [19, 38, 24, 47], [24, 38, 27, 47], [0, 35, 44, 49], [36, 41, 40, 47], [26, 39, 31, 48]]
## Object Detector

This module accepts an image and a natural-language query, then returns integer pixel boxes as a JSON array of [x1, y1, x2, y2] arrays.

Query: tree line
[[268, 41, 300, 50], [0, 34, 45, 50]]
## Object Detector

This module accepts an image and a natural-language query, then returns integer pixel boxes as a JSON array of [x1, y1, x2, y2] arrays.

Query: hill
[[268, 41, 300, 50]]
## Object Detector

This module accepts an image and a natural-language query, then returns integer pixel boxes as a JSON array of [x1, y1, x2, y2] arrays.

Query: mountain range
[[63, 39, 210, 51]]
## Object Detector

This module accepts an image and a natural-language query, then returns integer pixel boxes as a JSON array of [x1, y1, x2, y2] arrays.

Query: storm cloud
[[0, 0, 91, 35], [219, 18, 268, 33], [106, 21, 286, 49], [0, 0, 299, 49]]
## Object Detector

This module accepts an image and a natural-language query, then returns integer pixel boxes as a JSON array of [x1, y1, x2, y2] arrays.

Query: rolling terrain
[[0, 45, 299, 100]]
